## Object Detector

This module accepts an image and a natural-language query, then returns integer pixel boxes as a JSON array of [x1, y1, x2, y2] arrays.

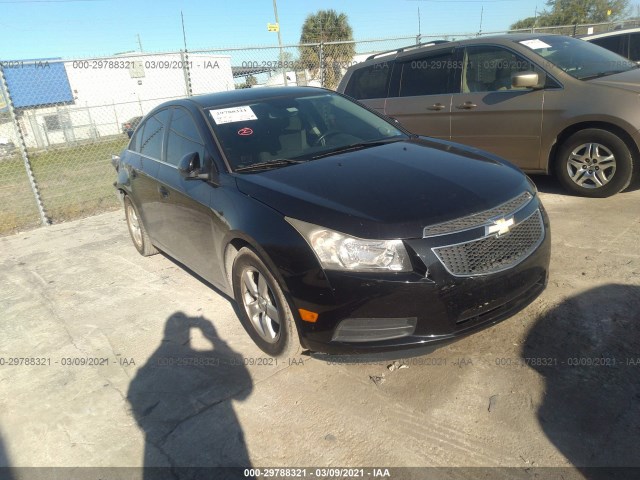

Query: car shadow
[[528, 174, 566, 195], [0, 429, 15, 480], [523, 284, 640, 478], [529, 174, 640, 195], [127, 312, 254, 479]]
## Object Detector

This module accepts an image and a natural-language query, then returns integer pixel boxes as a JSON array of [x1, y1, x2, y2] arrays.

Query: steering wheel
[[312, 131, 343, 147]]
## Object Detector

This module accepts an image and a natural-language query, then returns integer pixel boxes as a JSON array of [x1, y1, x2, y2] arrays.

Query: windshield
[[206, 92, 405, 172], [518, 35, 637, 80]]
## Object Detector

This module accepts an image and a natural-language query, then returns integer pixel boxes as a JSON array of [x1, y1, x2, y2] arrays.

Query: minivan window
[[139, 109, 171, 160], [519, 35, 636, 80], [399, 51, 456, 97], [462, 46, 534, 93], [344, 61, 392, 100], [166, 108, 205, 167], [590, 35, 625, 57], [630, 33, 640, 61]]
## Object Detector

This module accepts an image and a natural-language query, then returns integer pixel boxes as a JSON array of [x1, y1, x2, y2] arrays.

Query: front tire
[[124, 196, 158, 256], [232, 247, 301, 358], [555, 129, 634, 198]]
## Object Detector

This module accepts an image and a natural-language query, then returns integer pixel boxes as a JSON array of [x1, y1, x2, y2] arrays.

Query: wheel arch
[[548, 121, 640, 174], [222, 232, 296, 301], [222, 233, 309, 349]]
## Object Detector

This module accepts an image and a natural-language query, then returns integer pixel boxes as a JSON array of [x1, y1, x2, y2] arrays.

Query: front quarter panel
[[220, 176, 335, 342]]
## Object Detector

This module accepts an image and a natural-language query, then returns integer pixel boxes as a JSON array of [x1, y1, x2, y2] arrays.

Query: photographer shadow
[[524, 284, 640, 478], [127, 312, 254, 479]]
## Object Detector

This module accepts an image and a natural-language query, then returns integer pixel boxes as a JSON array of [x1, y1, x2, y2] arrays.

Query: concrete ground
[[1, 176, 639, 479]]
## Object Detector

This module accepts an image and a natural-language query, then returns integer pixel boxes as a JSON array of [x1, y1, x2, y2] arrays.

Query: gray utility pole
[[181, 11, 193, 97], [272, 0, 288, 86], [136, 34, 143, 52]]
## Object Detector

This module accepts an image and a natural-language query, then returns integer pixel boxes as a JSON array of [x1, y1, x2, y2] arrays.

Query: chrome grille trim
[[423, 191, 533, 238], [432, 209, 544, 277]]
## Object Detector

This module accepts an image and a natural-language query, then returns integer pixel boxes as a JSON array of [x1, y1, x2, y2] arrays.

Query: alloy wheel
[[241, 268, 281, 343], [126, 204, 143, 247], [566, 142, 616, 189]]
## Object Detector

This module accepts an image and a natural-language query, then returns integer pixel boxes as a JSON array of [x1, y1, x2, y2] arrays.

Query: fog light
[[332, 317, 417, 343]]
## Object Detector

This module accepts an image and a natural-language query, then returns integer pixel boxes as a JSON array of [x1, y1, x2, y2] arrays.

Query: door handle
[[427, 103, 445, 111], [158, 186, 170, 199], [456, 101, 477, 110]]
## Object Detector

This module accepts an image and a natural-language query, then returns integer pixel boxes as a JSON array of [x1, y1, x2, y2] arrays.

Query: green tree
[[510, 0, 630, 29], [246, 74, 257, 87], [511, 16, 538, 30], [299, 9, 356, 89]]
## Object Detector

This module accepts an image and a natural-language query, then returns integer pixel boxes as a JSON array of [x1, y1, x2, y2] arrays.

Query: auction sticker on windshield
[[210, 106, 257, 125], [519, 39, 552, 50]]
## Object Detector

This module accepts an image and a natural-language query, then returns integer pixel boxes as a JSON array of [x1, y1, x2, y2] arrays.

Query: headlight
[[286, 218, 411, 272], [525, 175, 538, 194]]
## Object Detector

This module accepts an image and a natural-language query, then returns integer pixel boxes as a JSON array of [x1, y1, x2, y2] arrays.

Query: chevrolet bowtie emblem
[[486, 217, 515, 237]]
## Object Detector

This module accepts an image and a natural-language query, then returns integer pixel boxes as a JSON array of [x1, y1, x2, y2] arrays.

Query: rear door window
[[139, 109, 171, 160], [344, 61, 393, 100], [398, 51, 457, 97], [129, 127, 143, 152]]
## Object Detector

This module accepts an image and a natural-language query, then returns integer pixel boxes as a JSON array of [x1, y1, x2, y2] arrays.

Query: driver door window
[[462, 46, 534, 93]]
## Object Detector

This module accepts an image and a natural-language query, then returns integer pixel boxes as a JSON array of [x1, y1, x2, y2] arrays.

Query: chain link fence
[[1, 21, 638, 236], [0, 35, 418, 236]]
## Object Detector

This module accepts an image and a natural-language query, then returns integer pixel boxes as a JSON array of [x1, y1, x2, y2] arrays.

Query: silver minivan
[[338, 34, 640, 197]]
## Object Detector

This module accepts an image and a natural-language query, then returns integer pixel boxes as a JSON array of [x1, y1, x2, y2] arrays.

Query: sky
[[0, 0, 560, 61]]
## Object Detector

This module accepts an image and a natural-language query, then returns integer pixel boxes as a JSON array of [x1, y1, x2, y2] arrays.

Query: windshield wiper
[[235, 158, 306, 172], [580, 69, 631, 80], [309, 137, 405, 160]]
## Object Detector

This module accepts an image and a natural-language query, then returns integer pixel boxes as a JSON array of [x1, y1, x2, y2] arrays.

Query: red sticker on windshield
[[238, 127, 253, 136]]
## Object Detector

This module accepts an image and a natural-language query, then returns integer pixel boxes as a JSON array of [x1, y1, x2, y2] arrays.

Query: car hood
[[235, 138, 532, 239], [588, 68, 640, 93]]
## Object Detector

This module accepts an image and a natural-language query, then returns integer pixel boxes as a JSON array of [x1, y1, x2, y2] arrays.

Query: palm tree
[[299, 10, 356, 89]]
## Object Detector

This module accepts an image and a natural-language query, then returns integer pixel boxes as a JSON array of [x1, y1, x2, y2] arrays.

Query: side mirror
[[111, 154, 121, 171], [512, 71, 542, 89], [178, 152, 210, 180]]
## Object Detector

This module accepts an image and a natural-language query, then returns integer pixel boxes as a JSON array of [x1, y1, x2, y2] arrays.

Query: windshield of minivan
[[518, 35, 637, 80], [207, 92, 405, 172]]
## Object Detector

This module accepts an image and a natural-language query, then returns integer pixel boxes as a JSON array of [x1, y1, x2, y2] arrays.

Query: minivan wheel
[[232, 247, 301, 358], [124, 196, 158, 256], [555, 129, 634, 198]]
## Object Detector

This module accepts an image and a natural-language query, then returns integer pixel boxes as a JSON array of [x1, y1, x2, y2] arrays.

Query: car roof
[[157, 86, 331, 112], [354, 33, 566, 65], [581, 27, 640, 40]]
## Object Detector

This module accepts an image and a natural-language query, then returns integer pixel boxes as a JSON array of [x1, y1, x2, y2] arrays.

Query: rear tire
[[555, 129, 634, 198], [232, 247, 301, 358], [124, 196, 158, 256]]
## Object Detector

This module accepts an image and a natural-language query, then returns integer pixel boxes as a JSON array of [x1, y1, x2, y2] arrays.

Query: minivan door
[[449, 45, 544, 171], [383, 49, 457, 139]]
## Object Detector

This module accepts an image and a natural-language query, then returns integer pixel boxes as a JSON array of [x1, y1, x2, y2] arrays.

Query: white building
[[2, 52, 234, 149]]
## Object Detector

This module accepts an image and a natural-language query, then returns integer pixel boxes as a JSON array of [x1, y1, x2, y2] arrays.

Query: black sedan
[[112, 87, 550, 357]]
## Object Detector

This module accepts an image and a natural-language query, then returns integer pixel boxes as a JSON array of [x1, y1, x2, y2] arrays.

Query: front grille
[[423, 191, 533, 237], [433, 209, 544, 276]]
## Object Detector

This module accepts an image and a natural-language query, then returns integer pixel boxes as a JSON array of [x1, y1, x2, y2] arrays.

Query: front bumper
[[289, 203, 551, 355]]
